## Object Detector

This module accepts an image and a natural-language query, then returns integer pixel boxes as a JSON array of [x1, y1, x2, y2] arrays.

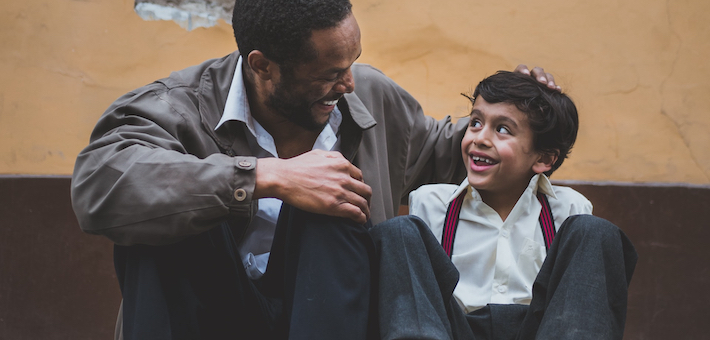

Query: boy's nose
[[473, 130, 493, 148]]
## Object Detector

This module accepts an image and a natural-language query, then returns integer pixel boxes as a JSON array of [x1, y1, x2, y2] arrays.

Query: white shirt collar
[[448, 173, 558, 205], [216, 56, 341, 157]]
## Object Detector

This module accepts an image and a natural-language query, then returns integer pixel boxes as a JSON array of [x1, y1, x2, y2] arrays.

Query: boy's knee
[[560, 214, 623, 244], [369, 215, 428, 243]]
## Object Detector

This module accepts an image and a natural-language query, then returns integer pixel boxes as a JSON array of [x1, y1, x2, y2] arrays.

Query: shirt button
[[238, 160, 252, 168], [497, 285, 507, 293], [234, 188, 247, 201], [501, 230, 509, 238]]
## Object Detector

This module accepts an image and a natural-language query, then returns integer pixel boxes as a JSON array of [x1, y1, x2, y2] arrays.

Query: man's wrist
[[254, 157, 284, 200]]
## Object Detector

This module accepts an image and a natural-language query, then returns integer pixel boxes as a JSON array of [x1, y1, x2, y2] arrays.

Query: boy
[[372, 71, 637, 340]]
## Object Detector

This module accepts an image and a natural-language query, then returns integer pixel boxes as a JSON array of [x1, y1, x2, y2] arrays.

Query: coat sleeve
[[402, 102, 469, 199], [71, 83, 255, 246], [348, 64, 469, 206], [364, 67, 469, 203]]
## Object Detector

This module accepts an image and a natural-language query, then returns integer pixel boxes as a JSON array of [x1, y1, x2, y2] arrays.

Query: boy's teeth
[[472, 156, 494, 164], [322, 99, 338, 106]]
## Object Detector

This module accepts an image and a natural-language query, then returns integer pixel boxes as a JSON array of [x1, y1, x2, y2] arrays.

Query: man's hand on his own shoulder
[[514, 64, 562, 91], [255, 150, 372, 224]]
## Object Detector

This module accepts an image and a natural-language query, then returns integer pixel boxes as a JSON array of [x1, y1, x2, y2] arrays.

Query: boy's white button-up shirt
[[409, 174, 592, 313]]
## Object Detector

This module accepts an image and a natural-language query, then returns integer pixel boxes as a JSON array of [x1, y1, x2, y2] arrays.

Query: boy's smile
[[462, 97, 551, 200]]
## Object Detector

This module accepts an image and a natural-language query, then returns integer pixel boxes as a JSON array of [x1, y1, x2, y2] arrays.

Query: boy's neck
[[475, 175, 536, 221]]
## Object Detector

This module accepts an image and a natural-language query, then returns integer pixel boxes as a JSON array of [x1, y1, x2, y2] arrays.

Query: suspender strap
[[441, 190, 467, 257], [440, 190, 557, 257], [536, 192, 556, 251]]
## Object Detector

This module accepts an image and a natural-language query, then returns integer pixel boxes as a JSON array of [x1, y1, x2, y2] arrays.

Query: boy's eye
[[470, 120, 482, 128], [497, 126, 511, 134]]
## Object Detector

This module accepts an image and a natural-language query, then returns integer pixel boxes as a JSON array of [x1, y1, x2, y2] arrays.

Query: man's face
[[267, 13, 362, 131], [461, 97, 544, 197]]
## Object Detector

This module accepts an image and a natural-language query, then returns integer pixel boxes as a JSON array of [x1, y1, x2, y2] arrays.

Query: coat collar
[[196, 51, 377, 158]]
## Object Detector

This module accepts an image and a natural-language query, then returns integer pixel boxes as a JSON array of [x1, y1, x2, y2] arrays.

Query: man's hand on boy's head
[[514, 64, 562, 91]]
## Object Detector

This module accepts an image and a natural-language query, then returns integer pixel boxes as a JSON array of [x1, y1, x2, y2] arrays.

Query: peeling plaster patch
[[134, 2, 230, 31]]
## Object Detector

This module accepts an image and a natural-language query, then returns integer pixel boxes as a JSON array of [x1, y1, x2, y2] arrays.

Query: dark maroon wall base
[[1, 176, 708, 339], [0, 176, 120, 340], [563, 181, 710, 340]]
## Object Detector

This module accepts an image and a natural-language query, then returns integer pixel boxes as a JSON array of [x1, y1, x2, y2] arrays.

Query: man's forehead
[[310, 15, 360, 57]]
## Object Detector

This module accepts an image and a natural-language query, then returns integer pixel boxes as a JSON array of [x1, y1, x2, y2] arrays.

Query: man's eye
[[322, 74, 339, 82], [497, 126, 510, 134]]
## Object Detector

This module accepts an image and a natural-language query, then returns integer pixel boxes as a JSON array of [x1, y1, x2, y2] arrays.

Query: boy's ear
[[532, 150, 559, 174], [247, 50, 276, 81]]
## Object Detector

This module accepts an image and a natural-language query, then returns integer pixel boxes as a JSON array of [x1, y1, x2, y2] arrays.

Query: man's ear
[[532, 150, 558, 174], [246, 50, 276, 81]]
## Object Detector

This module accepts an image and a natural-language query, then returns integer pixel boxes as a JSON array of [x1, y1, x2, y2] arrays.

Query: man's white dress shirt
[[216, 56, 342, 279], [409, 174, 592, 313]]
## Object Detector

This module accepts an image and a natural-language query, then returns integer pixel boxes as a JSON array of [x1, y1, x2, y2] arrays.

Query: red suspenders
[[441, 190, 467, 257], [536, 192, 556, 251], [441, 190, 556, 258]]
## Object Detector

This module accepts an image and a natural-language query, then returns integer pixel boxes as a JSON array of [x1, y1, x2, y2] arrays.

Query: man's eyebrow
[[323, 49, 362, 74]]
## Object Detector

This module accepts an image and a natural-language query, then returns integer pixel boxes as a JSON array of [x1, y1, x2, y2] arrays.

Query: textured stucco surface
[[1, 0, 709, 184]]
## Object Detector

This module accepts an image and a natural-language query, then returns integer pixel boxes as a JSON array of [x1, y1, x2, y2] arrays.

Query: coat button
[[234, 188, 247, 201], [238, 160, 252, 168]]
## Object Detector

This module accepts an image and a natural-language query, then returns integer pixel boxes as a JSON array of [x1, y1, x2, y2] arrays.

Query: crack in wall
[[134, 0, 233, 31], [657, 0, 709, 182]]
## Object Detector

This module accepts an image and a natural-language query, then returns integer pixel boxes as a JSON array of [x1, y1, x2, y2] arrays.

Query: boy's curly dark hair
[[465, 71, 579, 176], [232, 0, 353, 68]]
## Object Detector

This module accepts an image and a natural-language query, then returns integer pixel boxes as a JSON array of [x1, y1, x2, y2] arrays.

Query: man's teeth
[[322, 99, 338, 106], [472, 156, 495, 164]]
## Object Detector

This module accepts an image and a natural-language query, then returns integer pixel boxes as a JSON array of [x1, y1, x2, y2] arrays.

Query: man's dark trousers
[[114, 204, 378, 340]]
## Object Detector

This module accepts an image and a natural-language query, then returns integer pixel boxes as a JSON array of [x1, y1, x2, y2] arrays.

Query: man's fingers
[[514, 64, 531, 75], [348, 163, 364, 182], [338, 203, 368, 225], [345, 189, 371, 222], [346, 177, 372, 207], [516, 65, 562, 92], [530, 67, 548, 83], [544, 72, 558, 90]]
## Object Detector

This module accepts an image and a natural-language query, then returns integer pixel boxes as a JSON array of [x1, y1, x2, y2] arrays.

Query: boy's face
[[461, 96, 553, 196]]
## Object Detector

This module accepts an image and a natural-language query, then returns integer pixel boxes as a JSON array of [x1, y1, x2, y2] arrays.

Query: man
[[71, 0, 558, 339]]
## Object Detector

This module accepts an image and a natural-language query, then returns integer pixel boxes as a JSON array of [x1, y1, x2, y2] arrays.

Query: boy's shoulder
[[548, 184, 593, 215], [409, 183, 460, 214]]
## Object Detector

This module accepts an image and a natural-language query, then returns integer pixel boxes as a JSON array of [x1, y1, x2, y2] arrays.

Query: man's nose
[[334, 68, 355, 94]]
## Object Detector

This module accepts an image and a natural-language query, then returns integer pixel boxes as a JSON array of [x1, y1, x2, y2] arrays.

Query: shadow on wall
[[0, 176, 708, 339]]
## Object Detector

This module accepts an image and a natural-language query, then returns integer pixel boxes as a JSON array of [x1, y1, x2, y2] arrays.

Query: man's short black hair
[[232, 0, 353, 67], [467, 71, 579, 176]]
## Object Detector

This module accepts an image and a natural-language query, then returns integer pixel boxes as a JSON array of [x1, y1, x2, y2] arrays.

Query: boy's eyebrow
[[470, 109, 520, 129], [497, 116, 519, 129]]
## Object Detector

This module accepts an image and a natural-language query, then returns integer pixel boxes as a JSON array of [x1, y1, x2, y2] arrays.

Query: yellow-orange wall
[[2, 0, 709, 184]]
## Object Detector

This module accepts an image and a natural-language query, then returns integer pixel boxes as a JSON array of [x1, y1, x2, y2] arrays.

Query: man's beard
[[266, 81, 331, 132]]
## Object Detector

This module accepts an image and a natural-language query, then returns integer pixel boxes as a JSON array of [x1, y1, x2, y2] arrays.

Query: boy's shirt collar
[[447, 173, 558, 206]]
